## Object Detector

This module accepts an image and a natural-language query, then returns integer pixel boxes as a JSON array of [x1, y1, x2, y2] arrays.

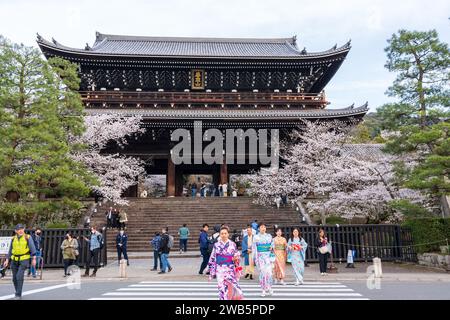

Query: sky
[[0, 0, 449, 111]]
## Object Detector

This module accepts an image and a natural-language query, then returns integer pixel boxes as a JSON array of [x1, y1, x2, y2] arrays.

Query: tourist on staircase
[[105, 207, 113, 229], [178, 224, 190, 253], [150, 232, 163, 271], [222, 183, 228, 197], [191, 183, 197, 199], [158, 227, 173, 274], [118, 210, 128, 230], [112, 208, 119, 229], [251, 220, 259, 234]]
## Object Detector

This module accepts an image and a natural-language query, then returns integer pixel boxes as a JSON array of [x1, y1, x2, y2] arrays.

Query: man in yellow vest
[[2, 224, 37, 300]]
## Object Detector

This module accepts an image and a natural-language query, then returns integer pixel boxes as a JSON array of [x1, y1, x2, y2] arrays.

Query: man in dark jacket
[[198, 224, 210, 275], [112, 209, 119, 229], [150, 232, 163, 271], [158, 227, 172, 274], [116, 229, 129, 266]]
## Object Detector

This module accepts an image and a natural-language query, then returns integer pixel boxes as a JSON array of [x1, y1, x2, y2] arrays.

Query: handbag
[[318, 242, 332, 254], [318, 246, 328, 254]]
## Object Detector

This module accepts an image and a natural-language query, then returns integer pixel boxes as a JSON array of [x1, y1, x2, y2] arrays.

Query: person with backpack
[[2, 224, 37, 300], [158, 227, 173, 274], [150, 232, 163, 271], [198, 224, 210, 275], [82, 226, 103, 277]]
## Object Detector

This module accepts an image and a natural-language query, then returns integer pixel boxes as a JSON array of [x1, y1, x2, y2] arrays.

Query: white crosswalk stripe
[[89, 280, 369, 300]]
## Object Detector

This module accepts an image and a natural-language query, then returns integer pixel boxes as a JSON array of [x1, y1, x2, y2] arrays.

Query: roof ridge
[[95, 31, 295, 44]]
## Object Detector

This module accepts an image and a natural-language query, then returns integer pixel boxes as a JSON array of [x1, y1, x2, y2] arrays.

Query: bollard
[[120, 259, 128, 278], [372, 257, 382, 278], [346, 249, 355, 268]]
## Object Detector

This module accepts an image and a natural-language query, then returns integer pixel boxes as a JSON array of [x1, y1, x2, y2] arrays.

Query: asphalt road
[[0, 279, 449, 300]]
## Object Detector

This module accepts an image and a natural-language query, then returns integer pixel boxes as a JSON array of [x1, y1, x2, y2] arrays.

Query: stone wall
[[418, 253, 450, 271]]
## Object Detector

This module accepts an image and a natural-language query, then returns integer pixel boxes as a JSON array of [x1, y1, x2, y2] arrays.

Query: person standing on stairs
[[105, 207, 113, 229], [112, 208, 119, 229]]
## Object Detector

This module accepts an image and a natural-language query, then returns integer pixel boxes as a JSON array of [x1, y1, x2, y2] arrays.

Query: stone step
[[90, 197, 299, 252]]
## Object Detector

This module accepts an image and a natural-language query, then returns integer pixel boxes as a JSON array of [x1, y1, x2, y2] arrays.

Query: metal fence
[[277, 224, 417, 263], [0, 228, 108, 268]]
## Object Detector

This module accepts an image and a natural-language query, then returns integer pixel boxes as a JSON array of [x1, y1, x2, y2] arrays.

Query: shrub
[[45, 221, 71, 229], [402, 218, 450, 254]]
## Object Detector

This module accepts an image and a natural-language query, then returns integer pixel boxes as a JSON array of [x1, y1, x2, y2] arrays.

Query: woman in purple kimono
[[208, 226, 243, 300]]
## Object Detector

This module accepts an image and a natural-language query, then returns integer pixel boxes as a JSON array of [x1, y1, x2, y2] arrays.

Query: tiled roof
[[36, 32, 351, 59], [84, 104, 368, 119]]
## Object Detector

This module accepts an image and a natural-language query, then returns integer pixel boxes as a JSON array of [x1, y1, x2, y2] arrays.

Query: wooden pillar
[[167, 157, 175, 197], [220, 158, 228, 184]]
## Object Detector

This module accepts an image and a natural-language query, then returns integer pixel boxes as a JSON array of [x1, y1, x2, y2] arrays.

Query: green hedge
[[402, 218, 450, 254]]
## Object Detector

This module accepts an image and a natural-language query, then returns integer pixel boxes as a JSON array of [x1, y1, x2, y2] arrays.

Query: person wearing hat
[[2, 224, 37, 300]]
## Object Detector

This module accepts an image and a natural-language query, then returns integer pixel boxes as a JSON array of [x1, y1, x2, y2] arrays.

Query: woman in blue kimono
[[252, 222, 274, 297], [287, 228, 308, 285]]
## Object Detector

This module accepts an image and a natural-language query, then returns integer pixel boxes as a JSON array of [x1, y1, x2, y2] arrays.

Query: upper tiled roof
[[36, 32, 351, 59]]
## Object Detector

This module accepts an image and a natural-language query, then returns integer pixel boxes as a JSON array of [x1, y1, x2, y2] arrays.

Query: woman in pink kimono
[[272, 227, 287, 285], [208, 226, 243, 300]]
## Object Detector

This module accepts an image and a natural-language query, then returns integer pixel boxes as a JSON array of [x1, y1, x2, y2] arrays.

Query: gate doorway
[[183, 174, 214, 197]]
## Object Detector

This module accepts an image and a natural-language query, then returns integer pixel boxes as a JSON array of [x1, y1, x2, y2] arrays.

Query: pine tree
[[0, 36, 96, 227]]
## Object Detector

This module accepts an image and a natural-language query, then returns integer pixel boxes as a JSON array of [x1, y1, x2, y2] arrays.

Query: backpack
[[207, 233, 219, 253], [96, 234, 104, 250], [167, 234, 174, 249]]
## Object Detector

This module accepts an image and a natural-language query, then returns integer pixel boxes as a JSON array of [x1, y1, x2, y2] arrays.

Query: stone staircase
[[91, 197, 300, 252]]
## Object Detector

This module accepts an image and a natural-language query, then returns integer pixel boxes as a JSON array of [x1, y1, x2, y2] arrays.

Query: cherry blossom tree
[[71, 114, 147, 205], [247, 121, 429, 224]]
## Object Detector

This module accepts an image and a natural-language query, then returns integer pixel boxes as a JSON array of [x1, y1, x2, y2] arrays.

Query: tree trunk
[[295, 200, 314, 225]]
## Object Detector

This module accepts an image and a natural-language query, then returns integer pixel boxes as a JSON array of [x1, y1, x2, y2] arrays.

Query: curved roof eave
[[83, 102, 369, 119], [36, 36, 351, 61]]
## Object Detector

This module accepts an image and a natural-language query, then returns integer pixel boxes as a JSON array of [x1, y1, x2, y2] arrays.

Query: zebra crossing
[[90, 280, 369, 300]]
